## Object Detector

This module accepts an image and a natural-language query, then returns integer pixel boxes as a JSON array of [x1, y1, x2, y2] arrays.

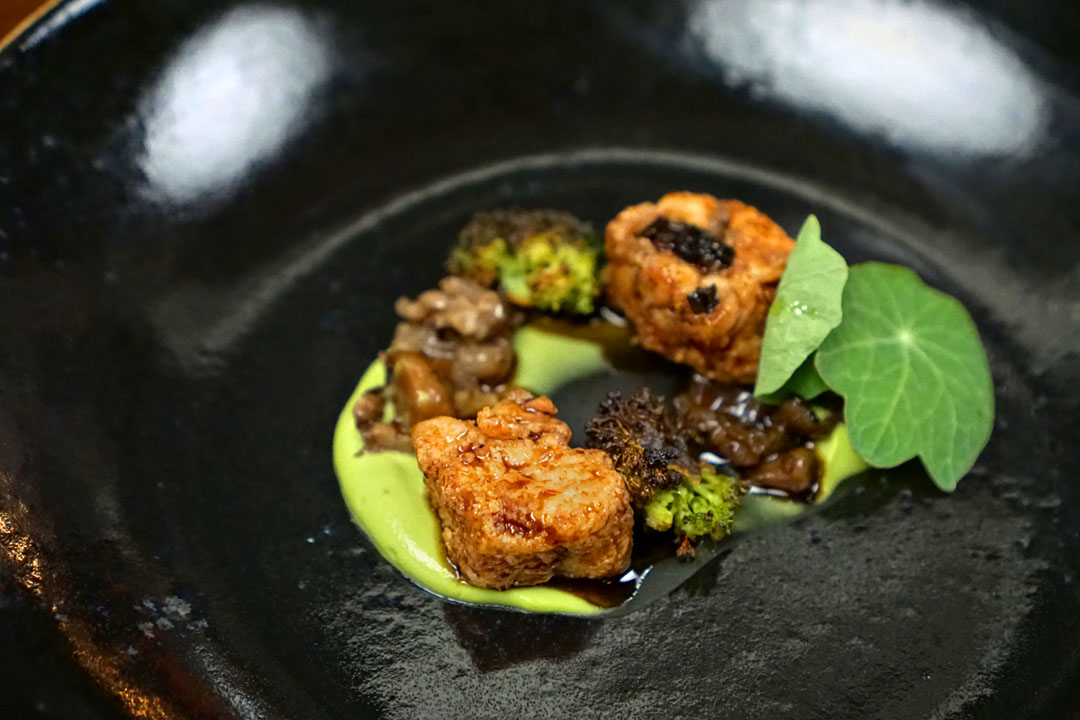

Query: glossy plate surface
[[1, 1, 1079, 717]]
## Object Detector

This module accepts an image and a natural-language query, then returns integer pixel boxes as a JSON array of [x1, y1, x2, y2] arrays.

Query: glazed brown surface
[[604, 192, 794, 383], [676, 376, 838, 497], [412, 391, 633, 589]]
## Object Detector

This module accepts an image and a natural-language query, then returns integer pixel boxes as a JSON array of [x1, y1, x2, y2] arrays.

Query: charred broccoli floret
[[586, 388, 743, 555], [585, 388, 696, 506], [643, 468, 740, 544], [448, 209, 602, 315]]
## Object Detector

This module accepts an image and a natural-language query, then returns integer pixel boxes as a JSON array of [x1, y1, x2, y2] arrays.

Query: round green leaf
[[815, 263, 994, 491]]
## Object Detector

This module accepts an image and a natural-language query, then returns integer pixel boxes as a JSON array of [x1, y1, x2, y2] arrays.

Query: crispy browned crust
[[412, 390, 633, 589], [604, 192, 794, 383]]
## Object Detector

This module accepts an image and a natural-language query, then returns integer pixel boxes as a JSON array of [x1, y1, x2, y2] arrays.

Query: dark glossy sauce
[[545, 575, 639, 609]]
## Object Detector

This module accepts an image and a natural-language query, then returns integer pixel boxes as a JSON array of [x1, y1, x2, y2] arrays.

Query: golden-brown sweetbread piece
[[411, 390, 633, 589], [604, 192, 794, 383]]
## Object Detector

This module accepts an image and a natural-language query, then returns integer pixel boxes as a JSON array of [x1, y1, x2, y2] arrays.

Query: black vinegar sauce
[[494, 317, 822, 609]]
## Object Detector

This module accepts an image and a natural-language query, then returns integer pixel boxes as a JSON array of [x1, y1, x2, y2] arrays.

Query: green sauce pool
[[333, 320, 868, 615]]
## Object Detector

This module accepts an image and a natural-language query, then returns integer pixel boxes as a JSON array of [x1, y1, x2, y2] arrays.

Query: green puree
[[333, 322, 868, 614]]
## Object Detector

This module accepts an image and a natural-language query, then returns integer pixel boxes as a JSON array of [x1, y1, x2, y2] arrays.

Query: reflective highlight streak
[[688, 0, 1044, 155], [141, 5, 331, 203]]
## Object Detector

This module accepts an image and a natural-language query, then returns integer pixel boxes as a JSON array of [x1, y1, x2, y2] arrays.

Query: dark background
[[1, 0, 1079, 717]]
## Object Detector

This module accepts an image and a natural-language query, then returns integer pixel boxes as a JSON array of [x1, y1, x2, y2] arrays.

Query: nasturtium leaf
[[754, 215, 848, 397], [815, 263, 994, 491]]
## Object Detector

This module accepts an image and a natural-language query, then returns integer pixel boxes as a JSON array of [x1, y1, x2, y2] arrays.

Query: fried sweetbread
[[412, 390, 632, 589], [604, 192, 794, 383]]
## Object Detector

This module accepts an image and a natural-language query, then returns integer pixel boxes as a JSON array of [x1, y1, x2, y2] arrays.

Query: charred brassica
[[448, 209, 602, 315], [585, 388, 695, 505], [586, 388, 742, 554], [643, 469, 740, 544]]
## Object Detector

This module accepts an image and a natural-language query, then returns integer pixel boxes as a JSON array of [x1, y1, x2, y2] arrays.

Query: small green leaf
[[754, 215, 848, 397], [757, 355, 829, 404], [785, 355, 830, 400], [815, 263, 994, 491]]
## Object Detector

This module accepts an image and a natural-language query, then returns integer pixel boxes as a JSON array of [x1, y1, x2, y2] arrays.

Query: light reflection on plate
[[685, 0, 1045, 156], [140, 5, 332, 205]]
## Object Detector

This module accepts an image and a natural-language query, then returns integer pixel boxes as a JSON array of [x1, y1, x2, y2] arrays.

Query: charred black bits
[[585, 389, 694, 505], [687, 285, 719, 314], [639, 216, 735, 273]]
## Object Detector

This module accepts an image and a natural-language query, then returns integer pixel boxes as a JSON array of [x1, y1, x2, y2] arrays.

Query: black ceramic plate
[[2, 1, 1080, 717]]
